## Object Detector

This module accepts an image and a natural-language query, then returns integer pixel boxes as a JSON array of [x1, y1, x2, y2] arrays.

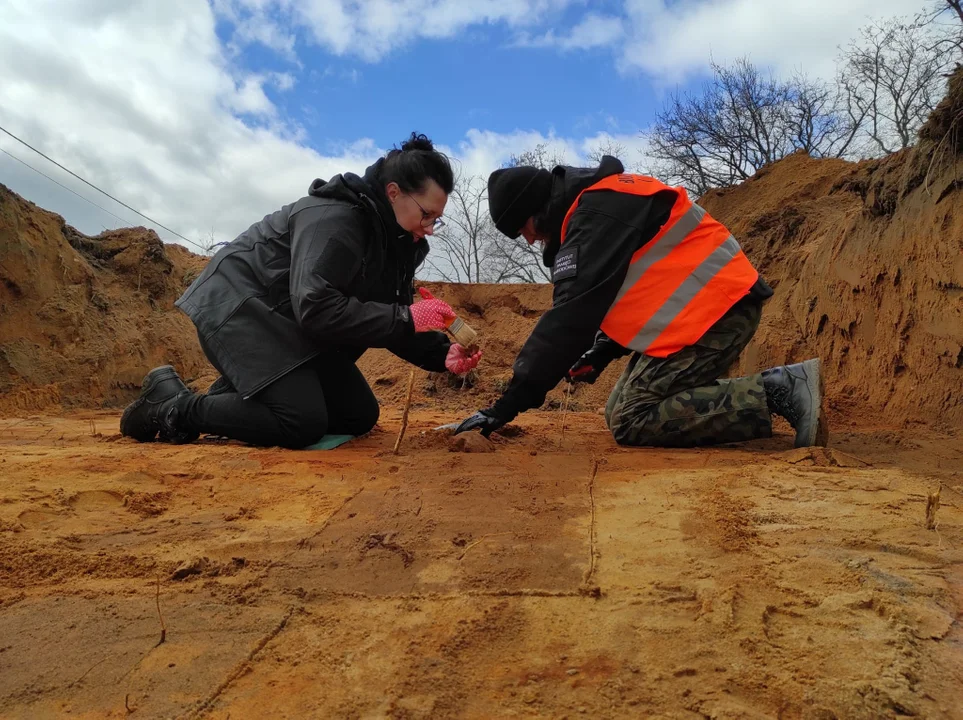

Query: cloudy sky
[[0, 0, 925, 253]]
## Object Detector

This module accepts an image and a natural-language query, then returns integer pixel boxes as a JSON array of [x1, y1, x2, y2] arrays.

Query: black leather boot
[[762, 358, 829, 448], [206, 375, 235, 396], [120, 366, 199, 444]]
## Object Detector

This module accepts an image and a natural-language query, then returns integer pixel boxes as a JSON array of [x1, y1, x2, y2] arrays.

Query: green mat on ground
[[303, 434, 356, 450]]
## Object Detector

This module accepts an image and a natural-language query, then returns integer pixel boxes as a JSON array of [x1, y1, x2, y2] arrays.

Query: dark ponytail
[[381, 132, 454, 195]]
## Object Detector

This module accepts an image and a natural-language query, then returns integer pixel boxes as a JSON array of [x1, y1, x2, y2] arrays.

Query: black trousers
[[179, 340, 379, 449]]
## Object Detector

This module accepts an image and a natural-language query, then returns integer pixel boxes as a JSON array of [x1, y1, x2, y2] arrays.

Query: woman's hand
[[410, 288, 456, 332], [446, 344, 482, 375]]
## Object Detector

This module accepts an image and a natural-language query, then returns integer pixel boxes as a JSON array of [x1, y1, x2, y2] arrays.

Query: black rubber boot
[[120, 366, 199, 444], [762, 358, 829, 448]]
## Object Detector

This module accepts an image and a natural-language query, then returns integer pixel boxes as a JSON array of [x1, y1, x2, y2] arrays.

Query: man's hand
[[446, 344, 482, 375], [567, 355, 602, 384], [566, 333, 627, 384], [453, 409, 509, 437]]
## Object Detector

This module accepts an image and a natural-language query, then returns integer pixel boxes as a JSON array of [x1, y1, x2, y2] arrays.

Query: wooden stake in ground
[[558, 383, 574, 449], [393, 369, 416, 454], [581, 457, 602, 595], [155, 575, 166, 646], [925, 483, 942, 530]]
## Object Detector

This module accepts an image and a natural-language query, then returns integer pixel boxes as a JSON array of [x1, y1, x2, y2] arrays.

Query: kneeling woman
[[121, 133, 480, 448]]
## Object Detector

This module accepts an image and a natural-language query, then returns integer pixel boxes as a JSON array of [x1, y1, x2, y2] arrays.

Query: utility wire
[[1, 147, 135, 228], [0, 123, 206, 252]]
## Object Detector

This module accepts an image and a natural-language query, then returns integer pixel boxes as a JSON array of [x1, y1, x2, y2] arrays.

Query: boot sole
[[797, 358, 829, 448], [119, 366, 179, 441], [119, 402, 146, 440]]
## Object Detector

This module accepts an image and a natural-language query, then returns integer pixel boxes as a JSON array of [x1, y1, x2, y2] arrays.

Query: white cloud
[[273, 72, 297, 91], [318, 66, 362, 84], [227, 72, 297, 117], [517, 13, 625, 51], [618, 0, 925, 82], [228, 76, 277, 116], [220, 0, 581, 62], [448, 129, 651, 180], [235, 16, 298, 60], [506, 0, 926, 83], [214, 0, 299, 61]]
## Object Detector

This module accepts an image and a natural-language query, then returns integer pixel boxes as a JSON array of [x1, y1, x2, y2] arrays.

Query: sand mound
[[0, 185, 209, 414]]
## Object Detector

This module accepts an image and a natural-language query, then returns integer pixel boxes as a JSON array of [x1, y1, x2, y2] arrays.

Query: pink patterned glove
[[410, 293, 456, 332], [446, 344, 482, 375]]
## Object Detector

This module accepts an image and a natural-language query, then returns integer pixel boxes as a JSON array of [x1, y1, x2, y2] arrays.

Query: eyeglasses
[[407, 193, 446, 232]]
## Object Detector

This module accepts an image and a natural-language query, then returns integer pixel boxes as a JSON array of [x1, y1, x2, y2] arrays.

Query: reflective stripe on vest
[[560, 174, 758, 357]]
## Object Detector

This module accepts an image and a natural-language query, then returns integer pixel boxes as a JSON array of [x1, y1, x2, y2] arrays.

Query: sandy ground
[[0, 409, 961, 719]]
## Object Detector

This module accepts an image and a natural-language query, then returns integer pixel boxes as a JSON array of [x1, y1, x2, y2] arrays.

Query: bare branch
[[507, 143, 567, 170], [924, 0, 963, 25], [200, 226, 226, 256], [585, 139, 628, 166], [837, 14, 961, 156]]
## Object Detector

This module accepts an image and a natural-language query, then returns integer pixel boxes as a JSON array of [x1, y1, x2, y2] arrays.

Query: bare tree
[[585, 138, 628, 166], [508, 143, 568, 171], [784, 72, 862, 158], [423, 174, 508, 283], [201, 226, 227, 255], [642, 58, 859, 196], [837, 14, 962, 155], [487, 234, 553, 283]]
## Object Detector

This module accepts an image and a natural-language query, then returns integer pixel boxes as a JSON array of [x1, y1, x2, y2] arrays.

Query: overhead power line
[[1, 147, 134, 228], [0, 123, 206, 252]]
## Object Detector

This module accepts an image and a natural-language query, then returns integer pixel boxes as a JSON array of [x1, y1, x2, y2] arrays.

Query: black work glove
[[566, 333, 628, 385], [567, 354, 605, 384], [453, 408, 511, 437]]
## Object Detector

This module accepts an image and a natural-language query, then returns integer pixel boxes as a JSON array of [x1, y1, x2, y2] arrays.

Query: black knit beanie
[[487, 167, 553, 239]]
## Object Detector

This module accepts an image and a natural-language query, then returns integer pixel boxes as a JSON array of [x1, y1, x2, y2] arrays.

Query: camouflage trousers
[[605, 297, 772, 447]]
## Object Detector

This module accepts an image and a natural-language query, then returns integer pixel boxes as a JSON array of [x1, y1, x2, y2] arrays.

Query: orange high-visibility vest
[[560, 174, 759, 357]]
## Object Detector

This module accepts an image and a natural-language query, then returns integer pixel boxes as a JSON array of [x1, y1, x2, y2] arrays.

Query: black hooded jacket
[[175, 159, 450, 398], [489, 156, 772, 420]]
